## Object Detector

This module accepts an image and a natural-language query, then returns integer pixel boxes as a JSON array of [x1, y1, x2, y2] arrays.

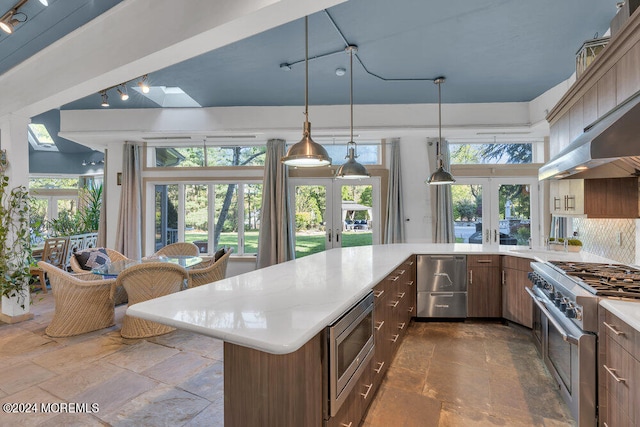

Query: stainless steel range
[[527, 260, 640, 427]]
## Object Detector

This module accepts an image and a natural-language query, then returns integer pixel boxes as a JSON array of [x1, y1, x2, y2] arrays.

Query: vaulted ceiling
[[0, 0, 621, 163]]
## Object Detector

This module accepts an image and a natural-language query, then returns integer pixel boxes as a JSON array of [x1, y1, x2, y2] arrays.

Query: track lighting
[[0, 0, 29, 34], [39, 0, 48, 5], [138, 74, 150, 94], [82, 160, 88, 166], [100, 91, 109, 107], [117, 85, 129, 101]]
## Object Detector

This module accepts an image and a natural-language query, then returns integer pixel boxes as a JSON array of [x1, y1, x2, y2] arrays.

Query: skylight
[[131, 86, 201, 108], [27, 123, 58, 152]]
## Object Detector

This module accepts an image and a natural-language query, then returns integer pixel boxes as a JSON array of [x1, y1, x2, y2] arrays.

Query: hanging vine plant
[[0, 150, 34, 309]]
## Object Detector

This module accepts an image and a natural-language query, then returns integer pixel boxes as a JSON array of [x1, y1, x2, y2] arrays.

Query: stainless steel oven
[[527, 265, 598, 427], [327, 291, 374, 417]]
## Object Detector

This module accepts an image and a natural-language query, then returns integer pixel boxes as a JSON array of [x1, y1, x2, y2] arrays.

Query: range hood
[[539, 91, 640, 180]]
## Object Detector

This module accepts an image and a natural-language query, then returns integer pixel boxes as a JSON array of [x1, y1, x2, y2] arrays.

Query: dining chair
[[116, 262, 188, 338], [70, 247, 131, 305], [154, 242, 200, 257], [187, 248, 232, 288], [37, 261, 116, 337], [30, 237, 70, 294]]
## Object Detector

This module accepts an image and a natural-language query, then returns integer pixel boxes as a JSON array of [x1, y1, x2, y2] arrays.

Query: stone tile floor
[[1, 292, 575, 426]]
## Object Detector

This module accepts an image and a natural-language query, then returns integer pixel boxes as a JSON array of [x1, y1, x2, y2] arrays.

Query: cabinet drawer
[[602, 335, 635, 424], [603, 311, 638, 354], [467, 255, 500, 267]]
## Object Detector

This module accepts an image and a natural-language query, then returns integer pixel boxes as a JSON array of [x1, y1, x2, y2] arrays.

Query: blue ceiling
[[60, 0, 618, 111]]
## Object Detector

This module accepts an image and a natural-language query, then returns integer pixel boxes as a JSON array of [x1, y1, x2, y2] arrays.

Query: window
[[320, 143, 381, 165], [146, 144, 267, 168], [153, 182, 262, 255], [449, 139, 544, 165]]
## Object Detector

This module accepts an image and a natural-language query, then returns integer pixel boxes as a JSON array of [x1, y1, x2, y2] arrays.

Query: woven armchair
[[69, 248, 130, 305], [154, 242, 199, 257], [187, 248, 232, 288], [37, 261, 116, 337], [116, 262, 188, 339]]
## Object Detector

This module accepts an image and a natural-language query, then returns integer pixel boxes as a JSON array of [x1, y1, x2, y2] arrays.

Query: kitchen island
[[127, 243, 613, 426]]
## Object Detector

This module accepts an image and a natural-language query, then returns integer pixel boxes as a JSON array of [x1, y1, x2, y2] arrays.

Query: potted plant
[[0, 151, 35, 316], [567, 238, 583, 252]]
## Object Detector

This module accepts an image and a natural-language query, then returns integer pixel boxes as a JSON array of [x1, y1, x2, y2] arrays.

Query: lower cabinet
[[501, 256, 533, 328], [599, 307, 640, 427], [467, 255, 501, 318], [329, 256, 415, 426]]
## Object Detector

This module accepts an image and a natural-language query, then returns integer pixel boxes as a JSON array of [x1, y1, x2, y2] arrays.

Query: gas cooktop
[[548, 261, 640, 298]]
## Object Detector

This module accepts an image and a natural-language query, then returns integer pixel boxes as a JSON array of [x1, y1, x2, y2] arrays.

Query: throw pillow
[[214, 247, 226, 262], [74, 248, 111, 271]]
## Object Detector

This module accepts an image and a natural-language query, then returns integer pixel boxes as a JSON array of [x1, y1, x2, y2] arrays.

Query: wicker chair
[[30, 237, 70, 294], [69, 248, 130, 305], [117, 262, 188, 339], [187, 248, 232, 288], [154, 242, 200, 257], [37, 261, 116, 337]]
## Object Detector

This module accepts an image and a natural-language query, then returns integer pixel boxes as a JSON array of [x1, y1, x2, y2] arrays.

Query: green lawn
[[185, 230, 372, 259]]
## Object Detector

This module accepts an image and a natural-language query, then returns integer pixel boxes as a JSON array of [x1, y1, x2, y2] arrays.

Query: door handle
[[494, 229, 498, 243], [434, 272, 453, 285], [335, 229, 340, 243], [328, 230, 332, 242], [485, 229, 490, 243]]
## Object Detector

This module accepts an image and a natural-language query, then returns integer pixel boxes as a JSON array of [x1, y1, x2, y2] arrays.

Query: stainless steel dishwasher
[[416, 255, 467, 318]]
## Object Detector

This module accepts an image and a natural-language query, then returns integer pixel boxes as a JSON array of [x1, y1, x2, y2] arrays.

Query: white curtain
[[384, 138, 405, 243], [434, 139, 455, 243], [115, 143, 142, 259], [256, 139, 295, 268]]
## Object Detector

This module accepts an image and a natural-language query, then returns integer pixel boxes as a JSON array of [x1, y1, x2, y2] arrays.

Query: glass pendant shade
[[335, 143, 370, 179]]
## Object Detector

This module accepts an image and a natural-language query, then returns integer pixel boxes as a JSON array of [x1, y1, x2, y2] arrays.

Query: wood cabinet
[[583, 177, 639, 218], [467, 255, 501, 318], [337, 256, 415, 426], [501, 256, 533, 328], [598, 307, 640, 427]]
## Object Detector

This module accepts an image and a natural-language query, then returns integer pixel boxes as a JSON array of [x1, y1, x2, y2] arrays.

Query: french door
[[450, 177, 538, 248], [290, 178, 380, 258]]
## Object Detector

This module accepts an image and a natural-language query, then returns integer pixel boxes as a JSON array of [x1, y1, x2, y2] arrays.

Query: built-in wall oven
[[326, 291, 375, 417]]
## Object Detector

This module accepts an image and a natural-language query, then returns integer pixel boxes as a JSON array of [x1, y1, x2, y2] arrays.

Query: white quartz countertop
[[600, 299, 640, 332], [127, 243, 614, 354]]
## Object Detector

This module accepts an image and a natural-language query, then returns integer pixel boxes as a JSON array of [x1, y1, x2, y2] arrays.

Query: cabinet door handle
[[406, 280, 414, 286], [396, 269, 406, 275], [501, 270, 505, 285], [340, 423, 353, 427], [374, 361, 385, 373], [390, 300, 399, 308], [476, 259, 492, 264], [469, 270, 473, 284], [397, 292, 405, 299], [408, 306, 414, 313], [388, 276, 399, 282], [398, 322, 406, 330], [603, 365, 627, 383], [374, 290, 384, 298], [406, 261, 414, 266], [361, 383, 374, 400], [375, 320, 385, 331], [391, 334, 400, 343], [603, 322, 625, 336]]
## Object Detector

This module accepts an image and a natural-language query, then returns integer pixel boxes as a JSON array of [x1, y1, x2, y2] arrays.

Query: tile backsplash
[[572, 218, 636, 265]]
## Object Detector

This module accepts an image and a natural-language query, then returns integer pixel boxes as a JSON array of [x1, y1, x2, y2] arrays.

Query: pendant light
[[335, 45, 370, 180], [281, 16, 332, 167], [427, 77, 455, 185]]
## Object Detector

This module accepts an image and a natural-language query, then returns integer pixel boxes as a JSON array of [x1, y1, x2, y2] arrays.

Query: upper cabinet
[[547, 8, 640, 149]]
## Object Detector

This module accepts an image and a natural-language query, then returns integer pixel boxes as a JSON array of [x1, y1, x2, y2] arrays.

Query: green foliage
[[454, 199, 477, 222], [450, 143, 533, 165], [0, 156, 35, 308], [47, 184, 103, 236], [567, 238, 583, 246]]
